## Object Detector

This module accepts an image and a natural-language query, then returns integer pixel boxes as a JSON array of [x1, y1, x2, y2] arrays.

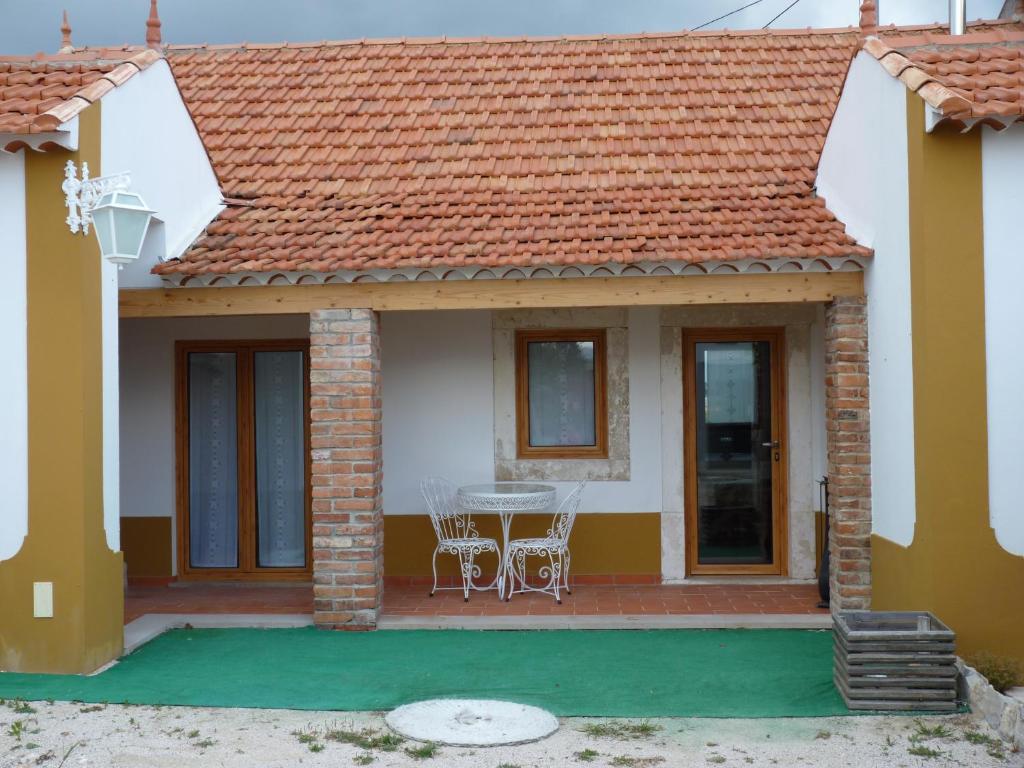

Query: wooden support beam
[[119, 271, 864, 318]]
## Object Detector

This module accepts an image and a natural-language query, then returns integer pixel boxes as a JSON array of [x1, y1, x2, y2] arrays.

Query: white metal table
[[457, 482, 556, 599]]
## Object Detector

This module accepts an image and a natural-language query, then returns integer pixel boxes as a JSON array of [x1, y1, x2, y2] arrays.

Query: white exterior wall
[[381, 311, 496, 514], [101, 259, 120, 551], [102, 59, 223, 552], [101, 59, 223, 288], [380, 306, 824, 579], [817, 51, 917, 546], [118, 315, 309, 573], [121, 305, 826, 579], [0, 151, 28, 561], [981, 125, 1024, 556], [380, 308, 664, 515]]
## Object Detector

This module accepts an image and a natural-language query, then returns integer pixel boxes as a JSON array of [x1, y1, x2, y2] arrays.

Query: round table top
[[458, 482, 555, 498], [457, 482, 556, 512]]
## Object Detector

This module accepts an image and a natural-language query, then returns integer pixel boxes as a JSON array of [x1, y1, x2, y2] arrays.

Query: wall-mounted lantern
[[90, 191, 155, 265], [62, 161, 155, 267]]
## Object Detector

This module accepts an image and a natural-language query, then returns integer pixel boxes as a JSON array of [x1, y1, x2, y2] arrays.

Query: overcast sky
[[0, 0, 1006, 55]]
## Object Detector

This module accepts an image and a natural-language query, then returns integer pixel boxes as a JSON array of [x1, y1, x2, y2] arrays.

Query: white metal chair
[[420, 476, 499, 602], [503, 481, 586, 604]]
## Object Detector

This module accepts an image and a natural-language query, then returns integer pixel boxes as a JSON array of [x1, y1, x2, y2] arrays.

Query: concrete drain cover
[[385, 699, 558, 746]]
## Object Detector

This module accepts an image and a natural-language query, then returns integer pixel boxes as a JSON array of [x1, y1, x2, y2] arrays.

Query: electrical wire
[[692, 0, 766, 31], [762, 0, 803, 28]]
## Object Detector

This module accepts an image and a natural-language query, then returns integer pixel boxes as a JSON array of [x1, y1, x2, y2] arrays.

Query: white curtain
[[528, 340, 596, 447], [703, 344, 757, 425], [188, 352, 239, 568], [254, 350, 306, 568]]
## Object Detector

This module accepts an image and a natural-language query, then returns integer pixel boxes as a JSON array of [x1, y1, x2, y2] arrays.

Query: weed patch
[[325, 727, 404, 752], [404, 741, 439, 760], [6, 699, 36, 715], [580, 721, 662, 740], [610, 756, 666, 767]]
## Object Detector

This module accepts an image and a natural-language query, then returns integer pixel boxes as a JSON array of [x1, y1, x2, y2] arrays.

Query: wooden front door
[[683, 329, 787, 575], [175, 339, 311, 580]]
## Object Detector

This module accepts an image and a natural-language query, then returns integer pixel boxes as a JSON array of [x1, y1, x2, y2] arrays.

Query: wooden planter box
[[834, 611, 958, 712]]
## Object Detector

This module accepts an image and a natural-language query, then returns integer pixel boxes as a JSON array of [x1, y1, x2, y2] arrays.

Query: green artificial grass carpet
[[0, 628, 850, 718]]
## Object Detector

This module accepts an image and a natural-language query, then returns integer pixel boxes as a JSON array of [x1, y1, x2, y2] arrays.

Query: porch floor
[[126, 582, 827, 624]]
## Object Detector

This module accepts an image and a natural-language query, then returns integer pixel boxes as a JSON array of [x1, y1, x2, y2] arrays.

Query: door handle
[[761, 441, 780, 448]]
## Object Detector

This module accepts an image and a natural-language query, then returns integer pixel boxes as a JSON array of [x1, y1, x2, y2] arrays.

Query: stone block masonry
[[309, 308, 383, 629], [825, 296, 872, 611]]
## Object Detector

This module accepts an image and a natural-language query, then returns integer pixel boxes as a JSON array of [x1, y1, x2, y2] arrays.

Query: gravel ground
[[0, 699, 1020, 767]]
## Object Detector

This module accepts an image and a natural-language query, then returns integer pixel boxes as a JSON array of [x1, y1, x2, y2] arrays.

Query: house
[[819, 2, 1024, 670], [0, 0, 1021, 675]]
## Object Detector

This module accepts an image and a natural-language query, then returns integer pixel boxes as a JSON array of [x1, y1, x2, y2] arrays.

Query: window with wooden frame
[[175, 339, 311, 580], [514, 329, 608, 459]]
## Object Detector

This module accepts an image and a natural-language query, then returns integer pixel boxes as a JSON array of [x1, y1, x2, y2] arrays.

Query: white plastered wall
[[981, 124, 1024, 556], [817, 51, 916, 546], [123, 305, 827, 579], [101, 58, 224, 553], [381, 306, 822, 581], [381, 311, 496, 515], [102, 59, 223, 289], [118, 315, 309, 574], [380, 308, 663, 516], [0, 151, 28, 561]]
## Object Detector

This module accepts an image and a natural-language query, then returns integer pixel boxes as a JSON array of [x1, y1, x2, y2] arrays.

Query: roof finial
[[145, 0, 162, 50], [59, 9, 74, 53], [859, 1, 878, 34]]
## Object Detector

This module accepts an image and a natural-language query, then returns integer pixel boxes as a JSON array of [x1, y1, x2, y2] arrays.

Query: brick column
[[825, 295, 872, 612], [309, 308, 383, 629]]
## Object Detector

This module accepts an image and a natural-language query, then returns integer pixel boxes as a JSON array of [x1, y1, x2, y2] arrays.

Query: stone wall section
[[309, 308, 383, 628], [825, 295, 872, 611]]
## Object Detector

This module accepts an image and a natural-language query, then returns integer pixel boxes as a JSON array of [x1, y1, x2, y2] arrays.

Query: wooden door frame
[[175, 338, 312, 581], [682, 327, 788, 576]]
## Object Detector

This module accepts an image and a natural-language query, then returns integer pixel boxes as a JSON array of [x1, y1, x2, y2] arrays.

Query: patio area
[[125, 581, 828, 624]]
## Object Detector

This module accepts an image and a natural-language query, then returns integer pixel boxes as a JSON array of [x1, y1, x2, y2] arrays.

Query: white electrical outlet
[[33, 582, 53, 618]]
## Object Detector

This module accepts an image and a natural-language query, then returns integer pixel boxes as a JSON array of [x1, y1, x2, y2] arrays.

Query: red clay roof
[[19, 20, 1018, 277], [865, 28, 1024, 126], [152, 26, 890, 277], [0, 49, 158, 145]]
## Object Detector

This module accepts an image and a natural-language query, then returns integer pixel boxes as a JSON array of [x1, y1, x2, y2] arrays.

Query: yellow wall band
[[122, 517, 174, 579], [384, 513, 661, 579]]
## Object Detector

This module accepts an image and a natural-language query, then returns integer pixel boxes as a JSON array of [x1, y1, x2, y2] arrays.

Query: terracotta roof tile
[[0, 49, 159, 141], [865, 29, 1024, 126], [27, 21, 1016, 276], [152, 27, 893, 276]]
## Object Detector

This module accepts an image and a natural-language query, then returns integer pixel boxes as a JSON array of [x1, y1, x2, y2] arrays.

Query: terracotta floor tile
[[125, 581, 828, 624]]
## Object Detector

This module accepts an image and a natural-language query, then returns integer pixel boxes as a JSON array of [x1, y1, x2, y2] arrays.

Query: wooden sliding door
[[175, 339, 311, 580]]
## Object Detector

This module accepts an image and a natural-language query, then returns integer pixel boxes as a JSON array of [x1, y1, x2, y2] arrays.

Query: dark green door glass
[[694, 341, 774, 566]]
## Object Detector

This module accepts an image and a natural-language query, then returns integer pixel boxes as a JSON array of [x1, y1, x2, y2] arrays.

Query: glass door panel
[[253, 350, 306, 568], [179, 341, 309, 578], [187, 352, 239, 569], [685, 331, 784, 575]]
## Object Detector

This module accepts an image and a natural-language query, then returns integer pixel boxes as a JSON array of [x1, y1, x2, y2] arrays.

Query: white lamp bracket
[[62, 160, 132, 235]]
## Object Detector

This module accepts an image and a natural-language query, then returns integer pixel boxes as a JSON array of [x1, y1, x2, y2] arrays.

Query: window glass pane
[[527, 340, 596, 447], [695, 341, 774, 565], [254, 350, 306, 568], [188, 352, 238, 568]]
